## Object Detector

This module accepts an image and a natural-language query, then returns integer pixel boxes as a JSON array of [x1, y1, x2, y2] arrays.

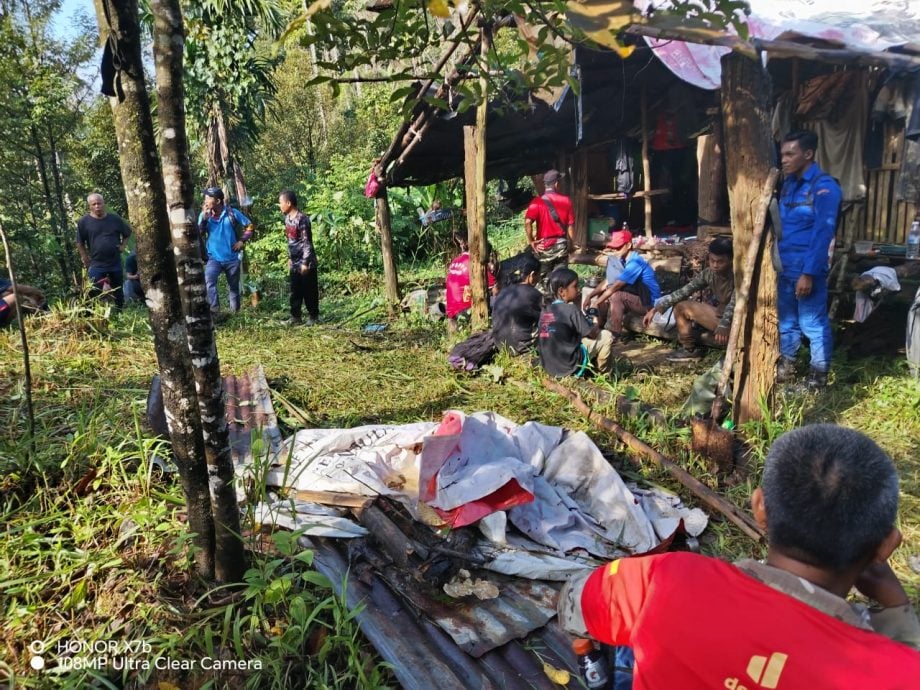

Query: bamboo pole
[[641, 84, 653, 238], [467, 20, 491, 331], [544, 378, 765, 542]]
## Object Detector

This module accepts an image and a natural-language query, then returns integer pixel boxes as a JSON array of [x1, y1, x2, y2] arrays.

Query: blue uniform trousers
[[777, 271, 832, 372]]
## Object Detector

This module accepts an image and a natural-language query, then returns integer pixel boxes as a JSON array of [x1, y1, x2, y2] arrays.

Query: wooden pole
[[572, 149, 589, 248], [466, 21, 490, 331], [375, 188, 400, 313], [721, 53, 778, 424], [544, 379, 765, 542], [641, 84, 653, 238]]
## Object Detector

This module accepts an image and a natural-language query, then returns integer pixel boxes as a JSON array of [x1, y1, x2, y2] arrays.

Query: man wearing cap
[[525, 170, 575, 295], [76, 193, 132, 309], [582, 229, 660, 341], [198, 186, 254, 316]]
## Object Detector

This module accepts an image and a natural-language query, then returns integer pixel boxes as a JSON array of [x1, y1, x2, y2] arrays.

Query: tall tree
[[93, 0, 218, 580], [151, 0, 246, 582]]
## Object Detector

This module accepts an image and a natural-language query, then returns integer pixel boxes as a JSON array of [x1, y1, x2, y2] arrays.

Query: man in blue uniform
[[777, 131, 841, 390], [198, 187, 253, 317]]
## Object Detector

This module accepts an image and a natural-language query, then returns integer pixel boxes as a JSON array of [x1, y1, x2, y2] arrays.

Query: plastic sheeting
[[255, 411, 708, 578]]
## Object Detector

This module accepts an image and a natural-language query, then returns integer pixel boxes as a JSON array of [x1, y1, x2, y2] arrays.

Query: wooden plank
[[880, 169, 891, 242], [294, 490, 374, 512], [573, 149, 589, 248]]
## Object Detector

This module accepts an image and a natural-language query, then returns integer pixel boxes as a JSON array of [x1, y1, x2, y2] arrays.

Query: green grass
[[0, 277, 918, 687]]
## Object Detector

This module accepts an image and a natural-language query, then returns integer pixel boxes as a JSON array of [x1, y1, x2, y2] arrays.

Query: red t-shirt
[[525, 192, 574, 250], [580, 553, 920, 690], [445, 252, 495, 319]]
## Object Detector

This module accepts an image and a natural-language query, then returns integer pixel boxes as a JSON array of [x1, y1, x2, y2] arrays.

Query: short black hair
[[498, 252, 541, 287], [761, 424, 898, 571], [548, 267, 579, 297], [708, 237, 733, 258], [782, 130, 818, 155], [280, 189, 298, 206]]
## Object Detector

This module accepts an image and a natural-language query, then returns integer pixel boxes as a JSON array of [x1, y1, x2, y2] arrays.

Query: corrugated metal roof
[[301, 534, 583, 690]]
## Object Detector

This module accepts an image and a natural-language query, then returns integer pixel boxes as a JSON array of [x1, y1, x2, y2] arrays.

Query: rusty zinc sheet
[[223, 365, 283, 466], [301, 535, 583, 690]]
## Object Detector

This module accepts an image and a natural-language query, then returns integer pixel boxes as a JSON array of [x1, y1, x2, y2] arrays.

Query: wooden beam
[[573, 149, 589, 248]]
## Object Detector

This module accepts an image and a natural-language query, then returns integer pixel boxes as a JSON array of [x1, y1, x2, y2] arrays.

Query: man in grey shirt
[[76, 193, 131, 308]]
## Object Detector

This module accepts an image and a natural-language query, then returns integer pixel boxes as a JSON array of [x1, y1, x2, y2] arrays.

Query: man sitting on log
[[643, 237, 735, 362], [557, 424, 920, 688]]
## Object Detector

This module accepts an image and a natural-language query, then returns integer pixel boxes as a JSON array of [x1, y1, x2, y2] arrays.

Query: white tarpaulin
[[255, 411, 708, 578]]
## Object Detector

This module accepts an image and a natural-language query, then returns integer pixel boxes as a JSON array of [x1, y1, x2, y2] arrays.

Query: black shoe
[[776, 357, 797, 382], [668, 347, 703, 362], [303, 316, 317, 326], [805, 369, 828, 390]]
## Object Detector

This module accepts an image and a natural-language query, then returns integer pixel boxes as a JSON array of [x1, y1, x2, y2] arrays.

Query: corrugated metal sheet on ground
[[300, 535, 583, 690], [224, 365, 283, 466]]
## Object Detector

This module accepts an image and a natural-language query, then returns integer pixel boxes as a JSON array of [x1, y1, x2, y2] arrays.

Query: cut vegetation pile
[[1, 277, 918, 688]]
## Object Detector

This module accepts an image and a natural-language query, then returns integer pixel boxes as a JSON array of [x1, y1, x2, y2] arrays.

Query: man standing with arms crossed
[[776, 131, 841, 390], [198, 186, 253, 319], [525, 169, 574, 297], [76, 193, 132, 309]]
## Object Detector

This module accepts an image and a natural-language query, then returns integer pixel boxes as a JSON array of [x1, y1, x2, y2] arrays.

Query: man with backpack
[[525, 169, 574, 296], [198, 186, 253, 318], [776, 131, 841, 390]]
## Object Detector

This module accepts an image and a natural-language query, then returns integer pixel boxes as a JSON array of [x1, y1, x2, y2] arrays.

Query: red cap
[[606, 229, 633, 249], [572, 638, 595, 655]]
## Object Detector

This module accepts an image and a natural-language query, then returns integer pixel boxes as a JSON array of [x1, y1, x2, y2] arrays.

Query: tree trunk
[[466, 24, 490, 331], [30, 127, 72, 287], [720, 53, 778, 423], [375, 189, 400, 313], [151, 0, 246, 583], [95, 0, 216, 579], [47, 127, 80, 288]]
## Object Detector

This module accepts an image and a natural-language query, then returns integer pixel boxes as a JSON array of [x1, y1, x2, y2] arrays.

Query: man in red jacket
[[558, 424, 919, 689]]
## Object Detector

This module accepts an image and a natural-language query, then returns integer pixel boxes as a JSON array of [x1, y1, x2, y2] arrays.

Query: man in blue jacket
[[777, 131, 841, 390], [198, 186, 253, 317]]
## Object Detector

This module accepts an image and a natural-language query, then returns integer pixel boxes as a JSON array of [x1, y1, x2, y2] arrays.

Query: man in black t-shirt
[[76, 193, 132, 308]]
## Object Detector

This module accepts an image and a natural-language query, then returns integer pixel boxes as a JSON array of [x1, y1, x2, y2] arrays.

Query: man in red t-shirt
[[559, 424, 920, 689], [525, 170, 574, 296]]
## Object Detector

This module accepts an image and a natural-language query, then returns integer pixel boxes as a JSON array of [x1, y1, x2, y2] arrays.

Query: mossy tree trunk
[[151, 0, 246, 582], [94, 0, 216, 579], [721, 52, 779, 423]]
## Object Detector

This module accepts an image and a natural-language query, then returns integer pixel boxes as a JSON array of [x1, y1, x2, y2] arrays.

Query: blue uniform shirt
[[778, 162, 841, 277], [198, 207, 251, 262], [619, 252, 661, 303]]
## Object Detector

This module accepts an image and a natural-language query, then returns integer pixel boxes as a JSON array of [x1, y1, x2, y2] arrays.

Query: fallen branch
[[569, 379, 667, 426], [543, 378, 764, 542]]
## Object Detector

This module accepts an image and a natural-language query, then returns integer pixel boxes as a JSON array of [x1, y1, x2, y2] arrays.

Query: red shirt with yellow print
[[577, 553, 919, 690]]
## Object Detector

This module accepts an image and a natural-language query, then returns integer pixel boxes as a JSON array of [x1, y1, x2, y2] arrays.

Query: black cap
[[203, 186, 224, 200]]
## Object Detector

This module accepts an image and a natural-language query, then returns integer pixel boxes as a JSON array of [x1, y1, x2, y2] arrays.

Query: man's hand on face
[[795, 274, 813, 298], [855, 562, 910, 609]]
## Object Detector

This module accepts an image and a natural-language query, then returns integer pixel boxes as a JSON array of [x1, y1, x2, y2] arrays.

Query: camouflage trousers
[[535, 239, 569, 297]]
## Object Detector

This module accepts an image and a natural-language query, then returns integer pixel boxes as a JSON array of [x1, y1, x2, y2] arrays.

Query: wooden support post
[[375, 188, 400, 314], [465, 22, 490, 331], [572, 149, 589, 249], [641, 84, 653, 237], [721, 53, 778, 424], [697, 105, 728, 226]]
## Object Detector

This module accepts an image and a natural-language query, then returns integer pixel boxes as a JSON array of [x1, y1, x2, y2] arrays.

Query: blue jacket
[[198, 207, 252, 262], [778, 162, 841, 277]]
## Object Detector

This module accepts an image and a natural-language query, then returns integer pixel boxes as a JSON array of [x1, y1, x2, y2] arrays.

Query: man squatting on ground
[[198, 186, 253, 316], [76, 193, 131, 309], [278, 189, 319, 326], [643, 236, 735, 362], [582, 229, 661, 342], [776, 130, 842, 390], [525, 169, 574, 295], [558, 423, 920, 688]]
